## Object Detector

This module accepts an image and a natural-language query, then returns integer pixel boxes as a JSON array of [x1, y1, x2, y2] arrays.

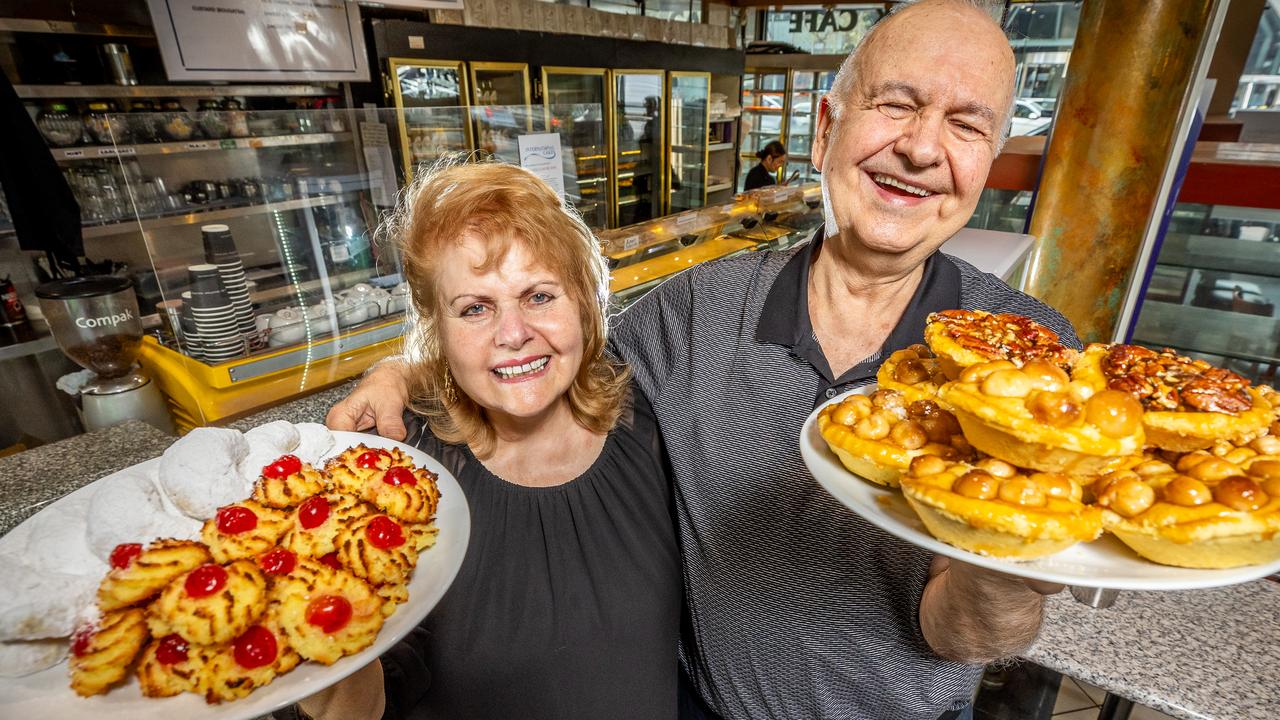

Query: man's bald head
[[827, 0, 1017, 149]]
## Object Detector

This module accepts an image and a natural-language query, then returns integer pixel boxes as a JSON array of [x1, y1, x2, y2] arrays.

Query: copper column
[[1022, 0, 1218, 343]]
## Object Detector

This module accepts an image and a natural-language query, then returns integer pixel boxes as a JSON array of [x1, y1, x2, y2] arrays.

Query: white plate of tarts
[[0, 430, 469, 720], [800, 309, 1280, 591]]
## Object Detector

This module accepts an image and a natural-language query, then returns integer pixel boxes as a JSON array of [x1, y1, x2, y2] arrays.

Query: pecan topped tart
[[1074, 344, 1273, 452], [924, 309, 1076, 379]]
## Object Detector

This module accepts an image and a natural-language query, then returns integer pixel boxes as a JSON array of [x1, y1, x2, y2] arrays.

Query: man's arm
[[918, 556, 1061, 664], [326, 356, 413, 440]]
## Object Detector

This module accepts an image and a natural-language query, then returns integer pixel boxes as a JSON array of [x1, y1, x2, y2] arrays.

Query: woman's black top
[[381, 386, 680, 720], [742, 162, 777, 191]]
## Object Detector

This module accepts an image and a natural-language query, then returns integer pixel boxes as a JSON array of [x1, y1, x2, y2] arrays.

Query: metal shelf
[[708, 142, 734, 152], [707, 182, 733, 193], [16, 84, 338, 99], [82, 195, 345, 239], [50, 132, 352, 161]]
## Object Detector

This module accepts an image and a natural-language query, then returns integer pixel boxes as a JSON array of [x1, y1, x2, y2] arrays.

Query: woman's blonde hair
[[390, 156, 631, 456]]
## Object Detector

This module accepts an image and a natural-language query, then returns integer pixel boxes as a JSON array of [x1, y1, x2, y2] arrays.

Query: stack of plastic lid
[[201, 224, 256, 335], [187, 264, 245, 363]]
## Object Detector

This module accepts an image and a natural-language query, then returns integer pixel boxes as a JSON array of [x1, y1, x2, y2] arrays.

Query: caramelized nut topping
[[872, 389, 906, 411], [907, 399, 943, 418], [1095, 476, 1156, 517], [853, 413, 891, 441], [953, 470, 1000, 500], [1250, 435, 1280, 456], [1102, 344, 1252, 414], [1132, 459, 1175, 477], [1083, 390, 1143, 439], [1021, 359, 1069, 391], [894, 358, 932, 385], [1161, 476, 1213, 507], [1185, 457, 1240, 484], [960, 360, 1017, 385], [1029, 472, 1077, 501], [1175, 451, 1214, 473], [1248, 458, 1280, 480], [974, 458, 1017, 478], [909, 455, 949, 477], [997, 476, 1048, 507], [1025, 390, 1083, 427], [981, 369, 1035, 399], [889, 420, 928, 450], [1214, 476, 1269, 512], [928, 309, 1073, 369]]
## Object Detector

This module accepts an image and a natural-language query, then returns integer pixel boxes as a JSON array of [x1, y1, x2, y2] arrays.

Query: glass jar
[[36, 102, 82, 147], [223, 98, 250, 138], [82, 100, 130, 145], [159, 99, 195, 141], [128, 99, 162, 143], [197, 98, 229, 139]]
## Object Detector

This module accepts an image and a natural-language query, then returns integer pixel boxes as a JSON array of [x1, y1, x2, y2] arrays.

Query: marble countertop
[[3, 381, 1278, 720], [1028, 581, 1280, 720]]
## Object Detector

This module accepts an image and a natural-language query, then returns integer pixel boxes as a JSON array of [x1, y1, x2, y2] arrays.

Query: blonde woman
[[301, 161, 679, 720]]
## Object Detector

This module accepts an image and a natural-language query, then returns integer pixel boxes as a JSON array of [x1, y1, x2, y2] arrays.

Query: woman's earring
[[441, 363, 457, 404]]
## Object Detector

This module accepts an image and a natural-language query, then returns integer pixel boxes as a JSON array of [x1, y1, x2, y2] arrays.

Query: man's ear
[[811, 95, 835, 173]]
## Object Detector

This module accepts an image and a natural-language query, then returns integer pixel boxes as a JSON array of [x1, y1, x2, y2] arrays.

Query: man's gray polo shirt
[[610, 233, 1080, 720]]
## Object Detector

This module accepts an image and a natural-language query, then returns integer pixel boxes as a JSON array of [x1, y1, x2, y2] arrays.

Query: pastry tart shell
[[876, 350, 946, 406], [817, 412, 918, 488], [1103, 509, 1280, 569]]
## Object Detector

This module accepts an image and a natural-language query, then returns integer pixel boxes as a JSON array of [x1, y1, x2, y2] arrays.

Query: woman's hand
[[326, 357, 413, 441], [296, 659, 385, 720]]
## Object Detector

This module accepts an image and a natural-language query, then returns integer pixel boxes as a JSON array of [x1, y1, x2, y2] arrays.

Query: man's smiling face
[[811, 2, 1015, 266]]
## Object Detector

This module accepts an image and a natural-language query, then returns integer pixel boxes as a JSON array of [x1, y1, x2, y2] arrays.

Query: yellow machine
[[139, 318, 403, 433]]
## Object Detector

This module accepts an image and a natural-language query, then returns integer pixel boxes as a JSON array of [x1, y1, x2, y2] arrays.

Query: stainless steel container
[[101, 43, 137, 86]]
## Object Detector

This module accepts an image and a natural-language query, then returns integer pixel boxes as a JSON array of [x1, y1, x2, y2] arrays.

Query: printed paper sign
[[517, 133, 566, 202]]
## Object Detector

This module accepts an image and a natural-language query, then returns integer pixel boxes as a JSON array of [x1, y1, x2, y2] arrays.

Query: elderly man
[[329, 1, 1075, 718]]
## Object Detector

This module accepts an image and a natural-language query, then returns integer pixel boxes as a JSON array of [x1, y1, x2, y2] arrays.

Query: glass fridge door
[[739, 70, 788, 191], [470, 62, 533, 164], [543, 67, 611, 231], [668, 71, 711, 214], [613, 70, 665, 227], [786, 70, 832, 185], [388, 59, 471, 178]]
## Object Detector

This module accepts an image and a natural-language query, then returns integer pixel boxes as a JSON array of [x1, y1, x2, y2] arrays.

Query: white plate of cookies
[[802, 310, 1280, 591], [0, 426, 470, 719]]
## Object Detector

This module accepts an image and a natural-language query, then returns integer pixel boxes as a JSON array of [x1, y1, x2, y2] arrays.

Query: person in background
[[742, 140, 787, 191], [297, 160, 680, 720]]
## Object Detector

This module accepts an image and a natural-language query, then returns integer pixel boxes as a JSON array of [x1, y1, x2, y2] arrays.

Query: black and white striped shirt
[[610, 234, 1080, 720]]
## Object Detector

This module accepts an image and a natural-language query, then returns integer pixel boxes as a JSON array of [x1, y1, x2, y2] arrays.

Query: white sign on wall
[[517, 133, 566, 202], [145, 0, 370, 82]]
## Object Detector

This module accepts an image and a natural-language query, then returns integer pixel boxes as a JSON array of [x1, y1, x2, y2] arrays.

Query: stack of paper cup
[[202, 224, 256, 335], [178, 292, 204, 361], [187, 264, 244, 364]]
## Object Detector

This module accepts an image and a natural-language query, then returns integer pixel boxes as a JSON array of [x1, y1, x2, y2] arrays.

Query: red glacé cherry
[[71, 626, 94, 657], [298, 496, 331, 530], [155, 634, 189, 665], [305, 595, 354, 634], [185, 564, 228, 598], [366, 516, 405, 549], [109, 543, 143, 570], [216, 505, 258, 535], [263, 454, 302, 480], [382, 467, 417, 487], [258, 548, 297, 576], [354, 450, 384, 469], [319, 551, 343, 570], [233, 625, 277, 669]]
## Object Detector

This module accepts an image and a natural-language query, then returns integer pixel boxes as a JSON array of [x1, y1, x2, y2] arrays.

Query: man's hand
[[326, 357, 413, 441], [919, 556, 1062, 664], [297, 658, 384, 720]]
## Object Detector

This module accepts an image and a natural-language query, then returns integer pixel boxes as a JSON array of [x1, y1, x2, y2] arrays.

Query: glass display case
[[388, 59, 472, 176], [739, 70, 787, 191], [71, 107, 397, 430], [613, 70, 666, 227], [785, 70, 833, 185], [1130, 202, 1280, 386], [601, 182, 823, 308], [668, 71, 711, 214], [542, 67, 611, 230], [470, 62, 533, 164]]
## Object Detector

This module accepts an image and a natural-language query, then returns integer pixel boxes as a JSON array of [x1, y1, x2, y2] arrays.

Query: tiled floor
[[1050, 677, 1178, 720]]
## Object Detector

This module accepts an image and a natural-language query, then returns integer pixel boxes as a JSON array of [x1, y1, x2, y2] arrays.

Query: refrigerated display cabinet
[[738, 69, 787, 191], [542, 67, 612, 230], [668, 71, 711, 214], [387, 58, 472, 177], [613, 70, 666, 227], [470, 62, 533, 164], [785, 70, 833, 184]]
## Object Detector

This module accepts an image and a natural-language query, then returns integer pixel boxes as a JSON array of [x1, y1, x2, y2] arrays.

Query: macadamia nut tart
[[876, 345, 950, 405], [924, 309, 1075, 379], [1074, 344, 1272, 452], [817, 389, 975, 487], [938, 359, 1144, 474], [900, 456, 1102, 560], [1094, 437, 1280, 568]]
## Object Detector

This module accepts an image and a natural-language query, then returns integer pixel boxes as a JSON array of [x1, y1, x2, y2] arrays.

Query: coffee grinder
[[35, 277, 174, 433]]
